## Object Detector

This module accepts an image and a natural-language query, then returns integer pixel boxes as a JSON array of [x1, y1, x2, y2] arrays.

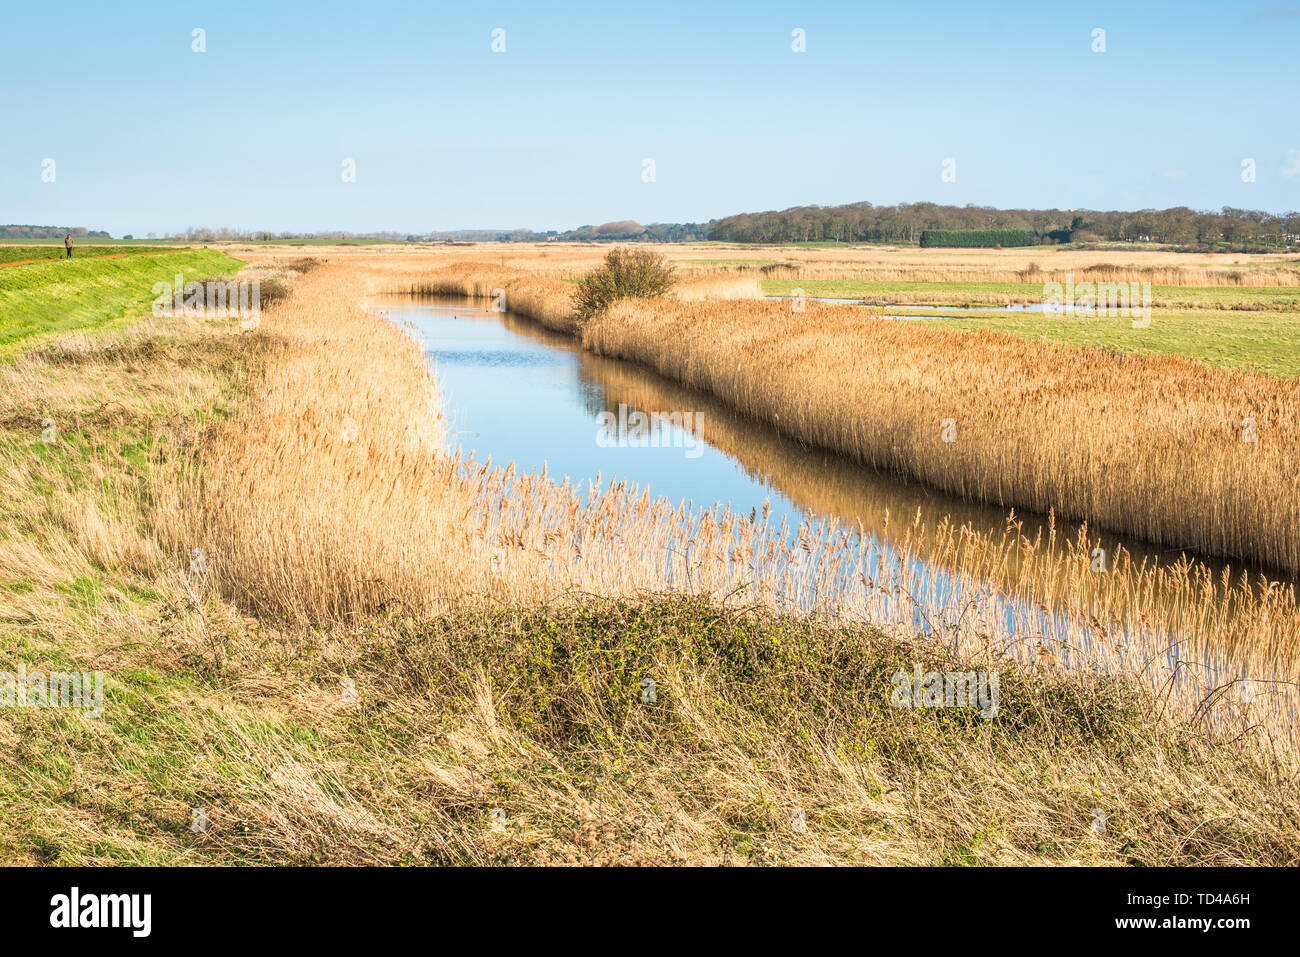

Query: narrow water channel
[[373, 296, 1295, 691]]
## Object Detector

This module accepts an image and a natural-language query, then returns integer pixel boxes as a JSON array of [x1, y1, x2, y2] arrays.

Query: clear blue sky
[[2, 0, 1296, 236]]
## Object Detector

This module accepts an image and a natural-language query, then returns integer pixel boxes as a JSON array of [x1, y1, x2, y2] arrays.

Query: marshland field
[[2, 239, 1299, 866]]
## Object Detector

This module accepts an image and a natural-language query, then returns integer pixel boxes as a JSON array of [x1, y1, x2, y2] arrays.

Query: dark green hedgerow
[[919, 228, 1037, 248]]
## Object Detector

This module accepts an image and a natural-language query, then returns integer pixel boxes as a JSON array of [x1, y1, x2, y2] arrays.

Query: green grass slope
[[0, 245, 178, 265], [0, 250, 245, 352]]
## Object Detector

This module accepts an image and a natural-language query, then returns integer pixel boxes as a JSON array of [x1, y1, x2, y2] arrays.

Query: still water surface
[[370, 296, 1294, 720], [378, 296, 1257, 591]]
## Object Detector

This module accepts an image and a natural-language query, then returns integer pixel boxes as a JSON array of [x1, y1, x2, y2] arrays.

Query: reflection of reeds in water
[[494, 304, 1300, 745], [161, 260, 1299, 751], [584, 298, 1300, 579], [400, 262, 762, 323], [403, 262, 579, 334], [512, 315, 1300, 735], [388, 262, 1300, 586]]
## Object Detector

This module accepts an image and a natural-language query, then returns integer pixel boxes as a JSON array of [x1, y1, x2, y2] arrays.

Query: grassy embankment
[[0, 238, 191, 248], [0, 249, 244, 354], [0, 238, 403, 248], [0, 245, 179, 265], [3, 254, 1297, 864]]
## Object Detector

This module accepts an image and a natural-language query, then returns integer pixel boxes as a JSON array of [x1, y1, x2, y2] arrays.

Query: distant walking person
[[64, 234, 73, 259]]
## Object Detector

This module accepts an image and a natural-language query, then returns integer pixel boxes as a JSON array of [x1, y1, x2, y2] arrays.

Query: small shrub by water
[[574, 247, 677, 321]]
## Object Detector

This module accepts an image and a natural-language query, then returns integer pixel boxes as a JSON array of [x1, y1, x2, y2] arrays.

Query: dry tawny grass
[[671, 272, 764, 300], [677, 261, 1300, 288], [396, 262, 761, 331], [218, 239, 1300, 276]]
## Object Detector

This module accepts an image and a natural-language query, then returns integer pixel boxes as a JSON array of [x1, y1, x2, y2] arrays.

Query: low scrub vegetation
[[574, 247, 677, 320]]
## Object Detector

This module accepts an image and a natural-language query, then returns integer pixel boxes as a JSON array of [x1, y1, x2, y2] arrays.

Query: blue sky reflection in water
[[382, 298, 1245, 679], [386, 299, 807, 527]]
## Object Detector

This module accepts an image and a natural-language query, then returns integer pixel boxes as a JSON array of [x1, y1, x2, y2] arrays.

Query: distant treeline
[[919, 228, 1035, 248], [175, 228, 416, 242], [559, 221, 710, 243], [706, 202, 1300, 248], [71, 202, 1300, 249], [425, 221, 710, 243], [1, 225, 111, 239], [165, 223, 712, 243]]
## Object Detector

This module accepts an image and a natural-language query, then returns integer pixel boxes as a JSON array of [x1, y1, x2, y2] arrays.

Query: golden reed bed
[[242, 239, 1300, 288], [654, 261, 1300, 288], [150, 256, 1300, 746], [585, 297, 1300, 578], [399, 261, 1300, 579], [401, 262, 761, 333]]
